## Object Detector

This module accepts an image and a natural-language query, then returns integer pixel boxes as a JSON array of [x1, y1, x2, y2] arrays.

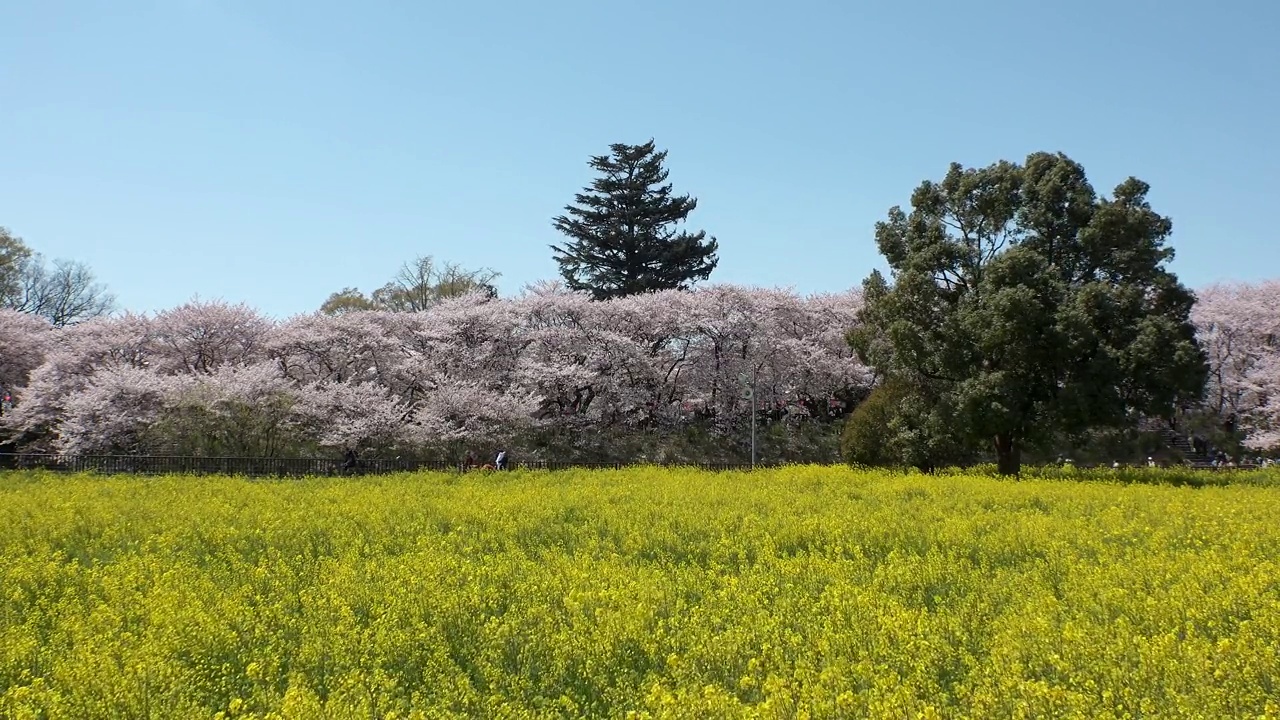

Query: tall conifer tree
[[552, 140, 718, 300]]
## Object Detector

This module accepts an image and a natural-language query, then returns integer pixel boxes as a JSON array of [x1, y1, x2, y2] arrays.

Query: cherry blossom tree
[[627, 286, 869, 425], [383, 296, 519, 404], [153, 363, 299, 457], [387, 297, 541, 450], [1192, 280, 1280, 451], [403, 374, 541, 448], [55, 367, 175, 454], [1236, 351, 1280, 451], [268, 310, 405, 387], [292, 380, 409, 452], [1, 313, 156, 448], [499, 285, 871, 461], [3, 303, 279, 453], [0, 309, 52, 415], [150, 300, 273, 374], [511, 289, 599, 421]]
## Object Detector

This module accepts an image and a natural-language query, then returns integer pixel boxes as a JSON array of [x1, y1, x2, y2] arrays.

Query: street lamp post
[[740, 366, 757, 469]]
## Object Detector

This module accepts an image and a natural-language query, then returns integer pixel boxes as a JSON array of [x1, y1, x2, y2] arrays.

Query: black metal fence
[[0, 453, 768, 477], [0, 453, 1263, 478]]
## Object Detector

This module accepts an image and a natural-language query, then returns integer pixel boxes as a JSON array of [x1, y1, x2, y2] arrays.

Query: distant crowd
[[1055, 454, 1271, 470]]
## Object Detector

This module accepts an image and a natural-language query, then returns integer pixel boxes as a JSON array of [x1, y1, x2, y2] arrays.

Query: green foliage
[[316, 287, 377, 315], [2, 467, 1279, 717], [320, 256, 500, 314], [841, 379, 972, 471], [1177, 404, 1247, 457], [552, 140, 719, 300], [851, 153, 1208, 476], [0, 227, 33, 307], [149, 395, 299, 458]]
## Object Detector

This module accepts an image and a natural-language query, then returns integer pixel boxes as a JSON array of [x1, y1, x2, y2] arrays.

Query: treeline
[[1, 279, 1276, 467], [0, 287, 865, 463], [4, 143, 1278, 473]]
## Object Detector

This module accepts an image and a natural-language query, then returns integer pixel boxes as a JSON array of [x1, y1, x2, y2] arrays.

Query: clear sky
[[2, 0, 1277, 319]]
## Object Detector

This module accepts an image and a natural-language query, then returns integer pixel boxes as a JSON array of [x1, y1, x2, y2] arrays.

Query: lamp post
[[740, 366, 757, 469]]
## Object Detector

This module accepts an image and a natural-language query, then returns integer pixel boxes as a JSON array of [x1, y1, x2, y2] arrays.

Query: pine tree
[[551, 140, 718, 300]]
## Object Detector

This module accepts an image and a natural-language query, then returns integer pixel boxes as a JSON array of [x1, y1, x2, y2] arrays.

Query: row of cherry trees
[[0, 285, 871, 461]]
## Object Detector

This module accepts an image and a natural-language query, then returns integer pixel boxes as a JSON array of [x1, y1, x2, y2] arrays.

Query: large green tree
[[552, 140, 718, 300], [848, 152, 1207, 476]]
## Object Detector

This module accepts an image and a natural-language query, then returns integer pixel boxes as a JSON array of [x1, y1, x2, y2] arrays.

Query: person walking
[[494, 449, 507, 471]]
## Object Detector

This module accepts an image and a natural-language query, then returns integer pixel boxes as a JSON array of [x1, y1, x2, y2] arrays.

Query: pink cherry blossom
[[56, 367, 175, 454], [3, 285, 876, 455], [292, 380, 409, 450], [150, 300, 273, 374], [0, 309, 52, 406], [1191, 280, 1280, 451]]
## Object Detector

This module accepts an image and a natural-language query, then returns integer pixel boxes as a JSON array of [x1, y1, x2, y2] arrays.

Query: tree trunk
[[994, 432, 1021, 477]]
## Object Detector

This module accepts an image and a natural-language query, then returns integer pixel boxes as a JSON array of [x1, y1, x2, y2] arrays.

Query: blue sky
[[2, 0, 1276, 319]]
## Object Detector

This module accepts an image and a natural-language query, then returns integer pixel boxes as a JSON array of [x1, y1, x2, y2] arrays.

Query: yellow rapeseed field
[[1, 466, 1278, 719]]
